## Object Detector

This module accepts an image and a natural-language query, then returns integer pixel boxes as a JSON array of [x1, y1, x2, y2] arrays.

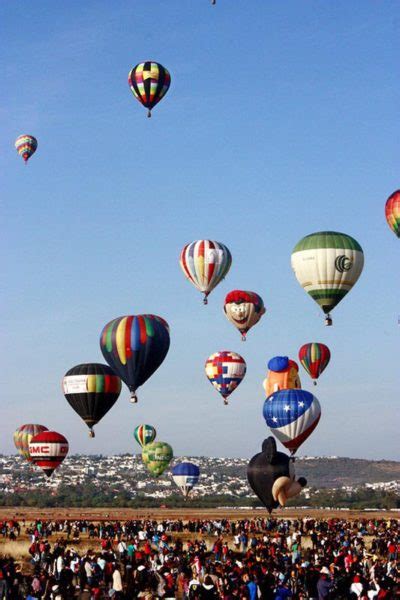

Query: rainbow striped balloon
[[385, 190, 400, 238], [13, 424, 48, 463], [100, 314, 170, 402], [15, 134, 38, 163], [180, 240, 232, 304], [128, 62, 171, 117]]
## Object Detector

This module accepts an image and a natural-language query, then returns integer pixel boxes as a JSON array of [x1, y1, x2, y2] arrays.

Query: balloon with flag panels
[[385, 190, 400, 238], [134, 424, 157, 448], [179, 240, 232, 304], [29, 431, 69, 477], [298, 343, 331, 385], [128, 61, 171, 118], [100, 314, 170, 403], [263, 389, 321, 455], [172, 462, 200, 498], [205, 351, 246, 405], [15, 135, 37, 163], [291, 231, 364, 326], [13, 424, 48, 464]]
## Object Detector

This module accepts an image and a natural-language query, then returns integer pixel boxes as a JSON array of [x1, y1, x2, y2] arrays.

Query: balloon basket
[[223, 399, 228, 405], [313, 381, 317, 386], [324, 315, 332, 326], [130, 392, 138, 403], [89, 430, 95, 438], [203, 297, 208, 305], [241, 334, 246, 342], [147, 110, 152, 118]]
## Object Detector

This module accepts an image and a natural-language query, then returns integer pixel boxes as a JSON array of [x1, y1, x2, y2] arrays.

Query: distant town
[[1, 454, 399, 508]]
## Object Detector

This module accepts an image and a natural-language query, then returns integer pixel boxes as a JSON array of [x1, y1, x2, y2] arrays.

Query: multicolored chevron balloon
[[15, 134, 38, 163]]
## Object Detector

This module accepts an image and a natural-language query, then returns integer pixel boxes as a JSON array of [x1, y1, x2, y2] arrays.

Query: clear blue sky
[[1, 1, 399, 460]]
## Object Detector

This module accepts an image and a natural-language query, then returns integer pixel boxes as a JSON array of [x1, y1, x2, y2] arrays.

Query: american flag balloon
[[263, 389, 321, 454]]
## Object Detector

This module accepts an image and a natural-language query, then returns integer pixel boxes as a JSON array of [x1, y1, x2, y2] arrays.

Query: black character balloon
[[247, 437, 306, 513]]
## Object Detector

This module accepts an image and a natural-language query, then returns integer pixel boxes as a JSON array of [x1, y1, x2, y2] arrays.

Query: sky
[[1, 1, 399, 461]]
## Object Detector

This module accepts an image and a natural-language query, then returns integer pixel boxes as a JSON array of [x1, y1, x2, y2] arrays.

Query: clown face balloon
[[223, 290, 266, 340]]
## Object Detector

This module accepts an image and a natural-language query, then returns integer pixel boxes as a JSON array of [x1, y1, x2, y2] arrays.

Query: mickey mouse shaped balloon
[[247, 437, 306, 513]]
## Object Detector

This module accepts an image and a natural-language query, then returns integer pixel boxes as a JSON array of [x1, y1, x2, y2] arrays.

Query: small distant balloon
[[205, 351, 246, 405], [224, 290, 266, 340], [142, 441, 173, 477], [385, 190, 400, 238], [13, 424, 48, 463], [128, 62, 171, 117], [15, 135, 37, 163], [29, 431, 69, 477], [179, 240, 232, 304], [298, 343, 330, 385], [134, 424, 156, 448], [172, 462, 200, 498]]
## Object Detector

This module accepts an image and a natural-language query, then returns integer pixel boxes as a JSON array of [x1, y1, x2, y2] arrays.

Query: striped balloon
[[291, 231, 364, 325], [205, 351, 246, 404], [263, 389, 321, 454], [172, 462, 200, 498], [15, 135, 38, 163], [134, 424, 157, 448], [29, 431, 69, 477], [128, 62, 171, 117], [180, 240, 232, 304], [385, 190, 400, 238], [63, 363, 121, 437], [298, 343, 331, 384], [100, 314, 170, 402], [13, 424, 48, 463]]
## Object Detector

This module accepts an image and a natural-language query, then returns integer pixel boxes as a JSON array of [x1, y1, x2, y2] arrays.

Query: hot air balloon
[[172, 462, 200, 498], [224, 290, 266, 340], [134, 424, 157, 448], [29, 431, 69, 477], [13, 424, 48, 463], [263, 389, 321, 454], [262, 356, 301, 398], [62, 363, 121, 437], [385, 190, 400, 238], [142, 441, 173, 477], [100, 314, 170, 403], [298, 343, 330, 385], [128, 62, 171, 117], [179, 240, 232, 304], [291, 231, 364, 326], [247, 438, 307, 512], [15, 135, 37, 163], [205, 351, 246, 405]]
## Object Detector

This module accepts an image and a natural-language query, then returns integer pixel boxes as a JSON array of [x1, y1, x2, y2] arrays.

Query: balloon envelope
[[63, 363, 121, 436], [247, 437, 295, 512], [263, 389, 321, 454], [142, 441, 173, 477], [134, 424, 157, 448], [205, 351, 246, 404], [291, 231, 364, 320], [224, 290, 266, 340], [385, 190, 400, 238], [13, 424, 48, 463], [172, 462, 200, 498], [15, 134, 37, 163], [29, 431, 69, 477], [298, 343, 330, 382], [128, 62, 170, 116], [180, 240, 232, 304], [100, 314, 170, 401]]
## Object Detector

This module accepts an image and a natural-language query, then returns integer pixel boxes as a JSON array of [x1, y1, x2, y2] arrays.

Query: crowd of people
[[0, 515, 399, 599]]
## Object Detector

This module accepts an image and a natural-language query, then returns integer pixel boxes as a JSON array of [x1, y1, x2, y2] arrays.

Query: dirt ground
[[1, 506, 399, 521]]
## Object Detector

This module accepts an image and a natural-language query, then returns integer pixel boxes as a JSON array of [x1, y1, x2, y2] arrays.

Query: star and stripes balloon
[[298, 343, 331, 385], [128, 61, 171, 117], [15, 134, 37, 163], [205, 351, 246, 404], [172, 462, 200, 498], [263, 389, 321, 454], [28, 431, 69, 477], [180, 240, 232, 304]]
